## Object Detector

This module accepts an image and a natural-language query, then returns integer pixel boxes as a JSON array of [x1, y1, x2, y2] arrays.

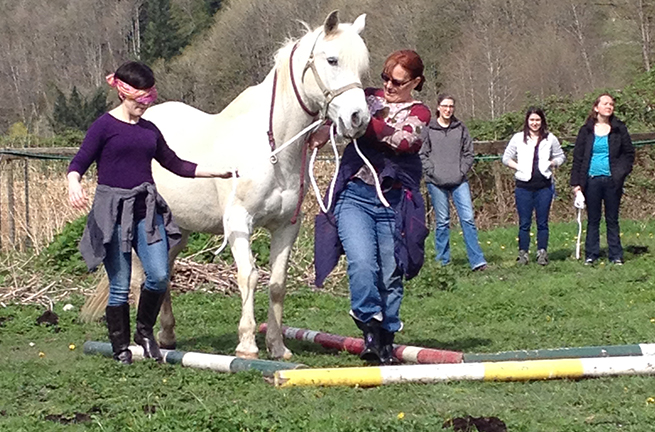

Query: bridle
[[267, 31, 363, 161]]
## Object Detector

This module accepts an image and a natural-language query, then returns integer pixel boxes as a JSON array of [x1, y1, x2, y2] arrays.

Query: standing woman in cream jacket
[[502, 107, 565, 265]]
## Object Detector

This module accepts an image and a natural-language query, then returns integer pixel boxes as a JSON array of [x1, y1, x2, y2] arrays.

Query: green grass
[[3, 220, 655, 431]]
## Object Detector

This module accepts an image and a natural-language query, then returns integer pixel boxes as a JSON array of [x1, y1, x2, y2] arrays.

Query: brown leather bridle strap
[[289, 43, 320, 118], [267, 71, 279, 151]]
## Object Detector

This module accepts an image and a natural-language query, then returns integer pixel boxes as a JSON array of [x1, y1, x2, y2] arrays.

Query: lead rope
[[309, 123, 340, 213], [353, 138, 391, 208]]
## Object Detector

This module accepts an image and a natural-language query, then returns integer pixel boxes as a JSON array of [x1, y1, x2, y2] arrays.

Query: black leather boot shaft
[[106, 304, 132, 365], [352, 317, 381, 364], [134, 289, 165, 363], [379, 329, 400, 365]]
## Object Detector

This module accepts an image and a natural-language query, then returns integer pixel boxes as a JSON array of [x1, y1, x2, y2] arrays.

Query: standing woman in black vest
[[570, 93, 635, 265]]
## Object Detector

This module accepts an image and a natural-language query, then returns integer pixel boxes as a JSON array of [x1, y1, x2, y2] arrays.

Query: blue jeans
[[515, 186, 553, 251], [105, 214, 170, 307], [584, 176, 623, 261], [427, 182, 486, 269], [335, 180, 403, 332]]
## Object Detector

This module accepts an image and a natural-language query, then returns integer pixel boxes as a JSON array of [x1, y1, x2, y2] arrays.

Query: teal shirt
[[588, 134, 611, 177]]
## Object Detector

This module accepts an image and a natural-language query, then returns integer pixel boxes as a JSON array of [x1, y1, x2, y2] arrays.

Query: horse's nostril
[[351, 111, 361, 128]]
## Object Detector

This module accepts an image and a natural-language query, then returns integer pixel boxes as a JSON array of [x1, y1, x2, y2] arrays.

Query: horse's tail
[[80, 256, 145, 323], [80, 275, 109, 322]]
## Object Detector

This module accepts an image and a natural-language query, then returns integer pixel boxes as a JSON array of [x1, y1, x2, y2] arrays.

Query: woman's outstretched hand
[[195, 165, 239, 178]]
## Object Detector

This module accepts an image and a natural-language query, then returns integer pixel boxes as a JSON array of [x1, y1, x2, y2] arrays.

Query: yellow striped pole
[[274, 356, 655, 387]]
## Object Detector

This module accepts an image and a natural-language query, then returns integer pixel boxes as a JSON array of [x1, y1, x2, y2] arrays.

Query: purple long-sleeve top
[[68, 113, 197, 187]]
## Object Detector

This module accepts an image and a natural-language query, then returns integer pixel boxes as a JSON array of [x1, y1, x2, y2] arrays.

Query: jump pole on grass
[[258, 324, 463, 364], [274, 355, 655, 387], [463, 343, 655, 362], [83, 341, 303, 376]]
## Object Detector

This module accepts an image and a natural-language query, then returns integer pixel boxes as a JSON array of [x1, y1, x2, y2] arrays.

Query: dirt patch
[[443, 415, 507, 432]]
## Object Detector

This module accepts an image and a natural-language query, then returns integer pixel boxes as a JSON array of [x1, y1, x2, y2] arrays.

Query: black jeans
[[584, 176, 623, 261]]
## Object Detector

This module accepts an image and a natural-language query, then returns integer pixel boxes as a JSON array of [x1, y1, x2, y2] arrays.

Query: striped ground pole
[[463, 343, 655, 363], [83, 341, 303, 376], [258, 324, 463, 364], [274, 355, 655, 387]]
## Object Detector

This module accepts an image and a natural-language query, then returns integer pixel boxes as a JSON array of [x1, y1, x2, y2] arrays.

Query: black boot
[[134, 289, 165, 363], [353, 317, 381, 364], [379, 329, 400, 365], [106, 304, 133, 365]]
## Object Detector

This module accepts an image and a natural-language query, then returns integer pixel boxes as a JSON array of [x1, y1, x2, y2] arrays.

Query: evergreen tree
[[140, 0, 183, 63], [50, 86, 107, 134]]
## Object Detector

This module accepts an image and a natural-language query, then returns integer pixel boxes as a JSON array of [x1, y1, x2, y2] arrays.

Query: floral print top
[[354, 87, 431, 184]]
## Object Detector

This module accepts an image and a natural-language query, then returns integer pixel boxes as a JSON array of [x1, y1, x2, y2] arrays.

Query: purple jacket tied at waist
[[314, 141, 428, 287]]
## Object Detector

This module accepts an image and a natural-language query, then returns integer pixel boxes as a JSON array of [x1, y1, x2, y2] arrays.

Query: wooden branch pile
[[170, 258, 270, 295]]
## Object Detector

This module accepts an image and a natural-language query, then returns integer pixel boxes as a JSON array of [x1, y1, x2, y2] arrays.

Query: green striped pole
[[463, 343, 655, 363], [83, 341, 303, 376], [275, 355, 655, 387]]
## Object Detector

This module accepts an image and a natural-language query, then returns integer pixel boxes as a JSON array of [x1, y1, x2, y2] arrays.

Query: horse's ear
[[352, 14, 366, 35], [324, 10, 340, 35]]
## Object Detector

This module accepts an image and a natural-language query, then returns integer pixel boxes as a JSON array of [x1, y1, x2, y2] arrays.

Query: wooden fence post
[[23, 159, 31, 249], [7, 159, 15, 248]]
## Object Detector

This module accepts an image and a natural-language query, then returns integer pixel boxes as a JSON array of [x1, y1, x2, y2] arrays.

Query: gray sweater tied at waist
[[79, 182, 182, 270]]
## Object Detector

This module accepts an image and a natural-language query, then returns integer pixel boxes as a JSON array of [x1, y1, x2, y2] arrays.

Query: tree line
[[1, 0, 654, 138]]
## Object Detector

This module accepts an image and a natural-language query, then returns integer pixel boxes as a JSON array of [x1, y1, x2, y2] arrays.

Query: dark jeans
[[515, 186, 553, 251], [584, 176, 623, 261]]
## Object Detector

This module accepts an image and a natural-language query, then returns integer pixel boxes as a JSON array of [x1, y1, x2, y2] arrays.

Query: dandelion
[[637, 233, 640, 237], [647, 397, 655, 405], [453, 242, 457, 246], [38, 352, 45, 358], [501, 245, 505, 250], [397, 412, 405, 420], [69, 344, 76, 350], [620, 232, 624, 237], [546, 316, 552, 322], [459, 231, 463, 236], [162, 378, 167, 384], [530, 232, 534, 237], [487, 241, 491, 245], [650, 318, 655, 324]]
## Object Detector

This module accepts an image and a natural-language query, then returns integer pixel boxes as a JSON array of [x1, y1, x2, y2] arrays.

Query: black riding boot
[[353, 317, 381, 363], [106, 304, 133, 365], [134, 289, 165, 363], [379, 329, 400, 365]]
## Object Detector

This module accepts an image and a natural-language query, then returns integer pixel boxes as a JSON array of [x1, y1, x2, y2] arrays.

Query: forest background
[[2, 0, 655, 137]]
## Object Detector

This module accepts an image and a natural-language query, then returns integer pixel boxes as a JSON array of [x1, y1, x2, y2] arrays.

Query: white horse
[[81, 11, 370, 360]]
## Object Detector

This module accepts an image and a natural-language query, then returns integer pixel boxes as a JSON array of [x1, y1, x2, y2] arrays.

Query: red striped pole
[[259, 324, 463, 364]]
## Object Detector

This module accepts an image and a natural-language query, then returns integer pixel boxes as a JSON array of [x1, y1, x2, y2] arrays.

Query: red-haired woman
[[312, 50, 431, 364]]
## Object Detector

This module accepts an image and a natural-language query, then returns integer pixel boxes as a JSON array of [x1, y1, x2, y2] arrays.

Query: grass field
[[2, 220, 655, 431]]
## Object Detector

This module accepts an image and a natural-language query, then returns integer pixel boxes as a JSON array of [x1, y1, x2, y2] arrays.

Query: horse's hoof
[[236, 350, 259, 360], [268, 346, 293, 361], [159, 342, 176, 350]]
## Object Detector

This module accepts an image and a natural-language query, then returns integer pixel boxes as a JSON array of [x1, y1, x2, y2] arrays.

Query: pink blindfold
[[106, 74, 158, 105]]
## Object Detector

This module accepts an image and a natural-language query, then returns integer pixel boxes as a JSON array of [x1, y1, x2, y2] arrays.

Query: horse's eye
[[327, 57, 338, 66]]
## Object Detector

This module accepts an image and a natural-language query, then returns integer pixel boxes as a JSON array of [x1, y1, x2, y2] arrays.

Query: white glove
[[574, 190, 585, 209]]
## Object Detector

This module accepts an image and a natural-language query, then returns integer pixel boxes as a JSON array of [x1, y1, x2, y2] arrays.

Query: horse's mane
[[272, 20, 369, 101]]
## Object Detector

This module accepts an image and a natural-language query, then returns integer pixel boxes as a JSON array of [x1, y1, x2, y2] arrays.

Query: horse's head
[[298, 11, 370, 139]]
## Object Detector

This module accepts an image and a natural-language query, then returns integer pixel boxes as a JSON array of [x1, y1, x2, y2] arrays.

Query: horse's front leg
[[157, 231, 189, 349], [228, 209, 259, 359], [266, 220, 301, 360]]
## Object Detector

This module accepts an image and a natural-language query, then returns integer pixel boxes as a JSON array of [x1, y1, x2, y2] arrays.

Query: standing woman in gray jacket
[[420, 94, 487, 271], [502, 107, 565, 265]]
